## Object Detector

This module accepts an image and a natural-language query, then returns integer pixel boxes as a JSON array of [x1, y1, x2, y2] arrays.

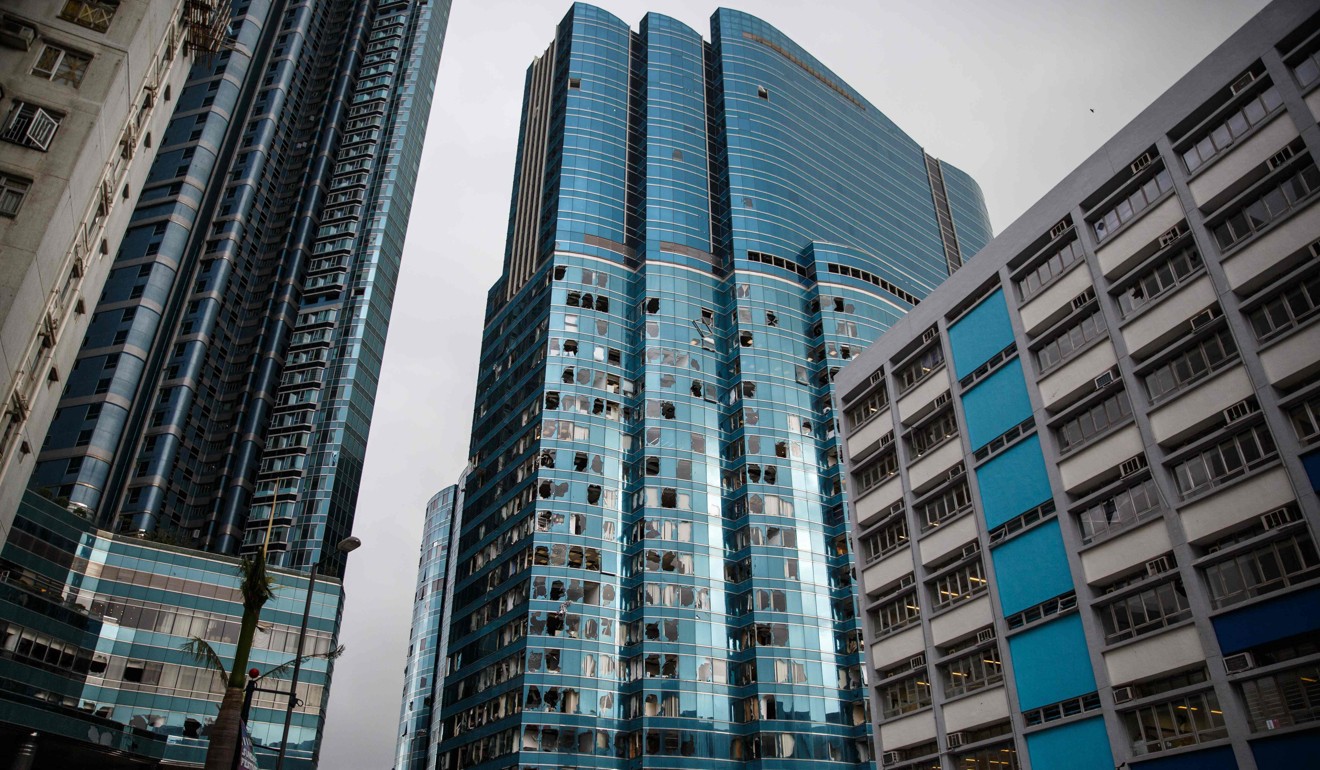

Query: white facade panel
[[1096, 195, 1185, 279], [930, 595, 992, 647], [1104, 624, 1204, 686], [1058, 425, 1144, 493], [1081, 520, 1173, 585], [1178, 467, 1296, 543]]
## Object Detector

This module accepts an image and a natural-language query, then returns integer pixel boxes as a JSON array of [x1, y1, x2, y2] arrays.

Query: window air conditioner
[[1222, 399, 1255, 425], [1093, 370, 1117, 390], [946, 732, 966, 749], [910, 654, 926, 669], [1224, 652, 1256, 674], [1049, 219, 1070, 240], [1229, 71, 1257, 95], [883, 752, 901, 767], [1071, 287, 1096, 311], [1158, 224, 1185, 248], [1189, 308, 1216, 330], [976, 627, 995, 645], [1119, 455, 1147, 477], [1129, 152, 1154, 175], [1261, 507, 1298, 530], [922, 327, 938, 344], [0, 19, 36, 50], [1113, 686, 1136, 704], [1145, 556, 1173, 576]]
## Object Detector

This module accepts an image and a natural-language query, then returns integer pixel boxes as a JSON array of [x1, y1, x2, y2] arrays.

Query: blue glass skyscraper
[[438, 6, 991, 768], [396, 481, 465, 770]]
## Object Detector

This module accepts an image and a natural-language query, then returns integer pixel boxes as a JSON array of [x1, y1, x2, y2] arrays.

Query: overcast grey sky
[[319, 1, 1271, 767]]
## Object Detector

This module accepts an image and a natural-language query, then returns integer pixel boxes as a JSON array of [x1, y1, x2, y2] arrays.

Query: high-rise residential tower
[[0, 0, 448, 766], [28, 0, 449, 572], [438, 6, 990, 769], [0, 0, 227, 545], [837, 2, 1320, 769], [396, 479, 466, 770]]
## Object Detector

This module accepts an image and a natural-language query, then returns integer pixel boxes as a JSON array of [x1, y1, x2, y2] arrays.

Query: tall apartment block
[[837, 2, 1320, 769], [396, 480, 465, 770], [438, 5, 990, 768], [0, 0, 227, 545], [0, 0, 449, 766]]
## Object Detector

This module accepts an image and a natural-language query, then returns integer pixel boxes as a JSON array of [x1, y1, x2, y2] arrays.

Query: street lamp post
[[273, 536, 361, 770]]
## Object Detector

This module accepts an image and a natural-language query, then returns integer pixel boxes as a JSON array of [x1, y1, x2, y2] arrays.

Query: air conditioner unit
[[1049, 219, 1070, 240], [1267, 146, 1296, 170], [922, 327, 938, 344], [1130, 152, 1154, 175], [1119, 455, 1147, 477], [949, 462, 965, 479], [1071, 287, 1096, 311], [1145, 556, 1173, 576], [0, 19, 36, 50], [1094, 370, 1117, 390], [1223, 399, 1255, 425], [1230, 71, 1257, 94], [1310, 239, 1320, 259], [976, 627, 995, 645], [1261, 507, 1298, 530], [934, 392, 951, 407], [1224, 652, 1256, 674], [882, 752, 901, 767], [1189, 308, 1217, 330], [899, 574, 915, 588], [962, 541, 980, 559], [1113, 686, 1136, 704], [946, 732, 966, 749], [910, 654, 926, 669], [879, 431, 895, 448], [1158, 224, 1185, 248]]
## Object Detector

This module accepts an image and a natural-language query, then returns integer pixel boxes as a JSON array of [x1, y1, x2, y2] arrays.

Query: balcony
[[1178, 466, 1293, 542], [944, 686, 1008, 732], [1121, 274, 1215, 359], [1020, 259, 1093, 336], [871, 624, 925, 671], [1258, 321, 1320, 388], [1147, 366, 1252, 447], [1059, 424, 1143, 493], [919, 514, 978, 569], [897, 372, 949, 427], [854, 476, 903, 528], [1189, 113, 1300, 206], [878, 710, 936, 748], [1104, 624, 1203, 685], [847, 408, 892, 462], [1221, 204, 1320, 292], [1038, 339, 1118, 410], [1096, 195, 1185, 279], [863, 550, 914, 598], [908, 438, 963, 493], [1081, 519, 1172, 584], [930, 594, 992, 647]]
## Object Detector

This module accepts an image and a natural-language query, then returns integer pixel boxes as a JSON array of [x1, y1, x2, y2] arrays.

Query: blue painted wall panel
[[1024, 717, 1112, 770], [1303, 449, 1320, 492], [947, 288, 1013, 378], [1131, 746, 1236, 770], [1212, 586, 1320, 653], [991, 519, 1073, 615], [974, 434, 1052, 529], [1251, 730, 1320, 770], [1008, 613, 1096, 710], [961, 359, 1032, 449]]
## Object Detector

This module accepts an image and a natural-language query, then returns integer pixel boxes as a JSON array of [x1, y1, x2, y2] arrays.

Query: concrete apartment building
[[0, 0, 226, 543], [838, 1, 1320, 768]]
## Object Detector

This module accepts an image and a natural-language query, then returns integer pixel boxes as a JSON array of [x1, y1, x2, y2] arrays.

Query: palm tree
[[183, 555, 343, 770]]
